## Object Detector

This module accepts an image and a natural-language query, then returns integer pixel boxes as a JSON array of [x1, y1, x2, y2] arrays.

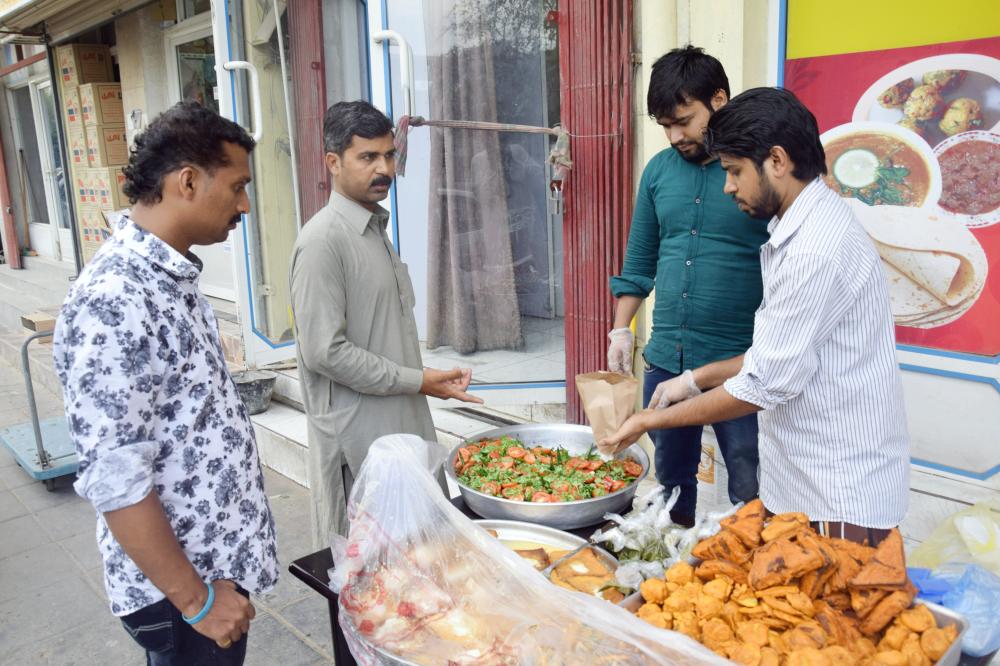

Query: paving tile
[[0, 602, 142, 665], [58, 530, 103, 572], [0, 574, 107, 653], [35, 496, 97, 541], [0, 407, 29, 429], [0, 442, 19, 467], [0, 513, 50, 558], [474, 357, 565, 383], [244, 611, 330, 666], [0, 488, 28, 522], [0, 541, 80, 604], [10, 476, 77, 512], [0, 460, 36, 488], [277, 594, 336, 655]]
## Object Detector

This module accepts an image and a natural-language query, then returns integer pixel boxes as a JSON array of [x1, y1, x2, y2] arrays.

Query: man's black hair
[[705, 87, 828, 181], [122, 101, 255, 206], [323, 100, 394, 155], [647, 45, 730, 119]]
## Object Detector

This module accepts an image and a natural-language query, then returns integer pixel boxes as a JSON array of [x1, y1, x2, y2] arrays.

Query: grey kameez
[[290, 192, 436, 547]]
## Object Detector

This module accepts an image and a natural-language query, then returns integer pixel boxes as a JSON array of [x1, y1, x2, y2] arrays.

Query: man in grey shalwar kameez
[[290, 101, 482, 547]]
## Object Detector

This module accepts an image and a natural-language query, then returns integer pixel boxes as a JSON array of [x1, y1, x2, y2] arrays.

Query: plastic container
[[232, 370, 277, 415]]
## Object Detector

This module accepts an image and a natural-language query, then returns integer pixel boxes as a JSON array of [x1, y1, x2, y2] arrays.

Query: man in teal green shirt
[[608, 46, 769, 526]]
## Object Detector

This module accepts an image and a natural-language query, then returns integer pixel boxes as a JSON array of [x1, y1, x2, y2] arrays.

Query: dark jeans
[[643, 362, 760, 523], [120, 586, 250, 666]]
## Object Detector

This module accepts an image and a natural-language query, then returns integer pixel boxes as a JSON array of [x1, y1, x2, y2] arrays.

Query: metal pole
[[21, 330, 53, 468]]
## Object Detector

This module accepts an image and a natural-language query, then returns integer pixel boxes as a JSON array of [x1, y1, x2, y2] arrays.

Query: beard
[[673, 140, 710, 163], [742, 172, 783, 220]]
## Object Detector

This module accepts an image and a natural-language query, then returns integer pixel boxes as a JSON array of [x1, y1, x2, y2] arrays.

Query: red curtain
[[558, 0, 634, 423]]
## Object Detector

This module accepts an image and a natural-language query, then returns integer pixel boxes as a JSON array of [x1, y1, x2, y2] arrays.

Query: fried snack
[[900, 635, 932, 666], [695, 591, 725, 619], [640, 577, 668, 604], [879, 79, 915, 109], [737, 620, 770, 647], [850, 587, 889, 618], [701, 617, 736, 651], [601, 587, 624, 603], [821, 645, 854, 666], [673, 610, 700, 639], [849, 529, 907, 590], [872, 650, 908, 665], [828, 538, 875, 565], [702, 576, 734, 601], [693, 529, 752, 564], [637, 604, 670, 630], [722, 498, 767, 548], [565, 574, 612, 595], [798, 534, 838, 599], [822, 592, 851, 612], [939, 97, 983, 136], [515, 548, 550, 570], [760, 646, 781, 666], [860, 589, 914, 635], [665, 560, 695, 585], [922, 69, 967, 92], [903, 84, 946, 121], [761, 513, 810, 542], [749, 537, 824, 590], [813, 601, 862, 647], [554, 548, 610, 577], [897, 604, 934, 633], [785, 647, 830, 666], [826, 546, 863, 593], [879, 624, 914, 651], [919, 627, 951, 661], [637, 601, 663, 620], [729, 642, 763, 666], [784, 622, 827, 650], [696, 559, 749, 585]]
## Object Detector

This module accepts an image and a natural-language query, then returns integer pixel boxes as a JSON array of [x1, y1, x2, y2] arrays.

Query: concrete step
[[0, 260, 74, 334]]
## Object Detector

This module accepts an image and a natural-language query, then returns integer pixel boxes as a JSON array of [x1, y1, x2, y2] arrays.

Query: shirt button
[[682, 292, 688, 298], [685, 260, 692, 266], [695, 197, 701, 204], [691, 229, 697, 235]]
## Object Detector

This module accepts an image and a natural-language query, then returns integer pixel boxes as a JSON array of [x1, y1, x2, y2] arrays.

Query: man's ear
[[175, 166, 198, 201], [766, 146, 793, 179], [325, 152, 341, 178], [710, 89, 729, 112]]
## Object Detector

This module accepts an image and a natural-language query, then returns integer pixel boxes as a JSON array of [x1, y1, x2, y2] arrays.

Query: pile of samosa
[[634, 499, 960, 665]]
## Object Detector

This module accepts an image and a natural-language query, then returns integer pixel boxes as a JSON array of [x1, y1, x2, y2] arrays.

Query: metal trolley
[[0, 331, 77, 491]]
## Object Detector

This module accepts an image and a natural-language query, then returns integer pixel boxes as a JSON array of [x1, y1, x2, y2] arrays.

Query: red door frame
[[558, 0, 634, 422], [288, 0, 328, 224]]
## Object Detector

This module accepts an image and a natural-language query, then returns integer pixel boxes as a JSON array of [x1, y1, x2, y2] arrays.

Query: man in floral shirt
[[53, 102, 278, 664]]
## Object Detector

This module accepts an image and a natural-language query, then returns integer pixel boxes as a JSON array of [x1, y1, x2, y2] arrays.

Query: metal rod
[[22, 330, 53, 468]]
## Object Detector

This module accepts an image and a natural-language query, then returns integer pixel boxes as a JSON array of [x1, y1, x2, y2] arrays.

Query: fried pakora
[[939, 97, 983, 136], [749, 537, 824, 590], [722, 498, 767, 548], [879, 79, 915, 108], [850, 529, 907, 590]]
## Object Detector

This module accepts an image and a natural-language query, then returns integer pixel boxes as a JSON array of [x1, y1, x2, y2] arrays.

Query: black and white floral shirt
[[53, 214, 279, 616]]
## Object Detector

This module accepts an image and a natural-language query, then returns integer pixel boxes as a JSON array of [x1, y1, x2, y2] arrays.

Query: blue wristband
[[182, 582, 215, 625]]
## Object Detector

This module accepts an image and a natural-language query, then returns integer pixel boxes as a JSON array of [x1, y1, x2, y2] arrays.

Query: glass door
[[34, 81, 74, 264], [211, 0, 300, 367], [167, 13, 235, 300], [365, 0, 565, 404]]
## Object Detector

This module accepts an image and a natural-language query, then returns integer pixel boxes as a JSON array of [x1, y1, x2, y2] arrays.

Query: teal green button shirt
[[610, 148, 769, 373]]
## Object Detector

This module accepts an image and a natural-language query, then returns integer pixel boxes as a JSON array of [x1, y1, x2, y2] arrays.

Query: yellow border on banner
[[787, 0, 1000, 60]]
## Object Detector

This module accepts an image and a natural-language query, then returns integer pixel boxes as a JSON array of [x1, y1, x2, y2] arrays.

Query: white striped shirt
[[724, 178, 910, 528]]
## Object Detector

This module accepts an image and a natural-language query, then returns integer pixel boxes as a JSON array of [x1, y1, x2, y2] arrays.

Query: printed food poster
[[784, 2, 1000, 357]]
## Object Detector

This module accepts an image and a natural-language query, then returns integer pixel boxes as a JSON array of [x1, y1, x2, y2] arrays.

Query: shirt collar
[[111, 210, 203, 281], [328, 190, 389, 234], [766, 177, 827, 248]]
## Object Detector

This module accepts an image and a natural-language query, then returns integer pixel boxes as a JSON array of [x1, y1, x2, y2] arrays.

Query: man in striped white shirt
[[601, 88, 910, 545]]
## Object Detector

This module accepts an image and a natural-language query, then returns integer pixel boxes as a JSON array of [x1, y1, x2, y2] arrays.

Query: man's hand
[[421, 368, 484, 404], [648, 369, 701, 409], [597, 412, 652, 455], [185, 579, 255, 646], [607, 328, 635, 375]]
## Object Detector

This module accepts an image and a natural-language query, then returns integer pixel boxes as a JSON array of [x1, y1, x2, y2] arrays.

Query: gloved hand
[[607, 328, 634, 375], [648, 369, 701, 409]]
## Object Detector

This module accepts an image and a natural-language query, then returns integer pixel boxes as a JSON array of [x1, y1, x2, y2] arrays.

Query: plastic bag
[[908, 500, 1000, 576], [331, 434, 728, 665], [913, 563, 1000, 657]]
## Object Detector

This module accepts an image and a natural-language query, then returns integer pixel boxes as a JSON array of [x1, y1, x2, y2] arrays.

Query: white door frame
[[166, 11, 238, 301], [6, 76, 63, 261], [31, 79, 75, 263]]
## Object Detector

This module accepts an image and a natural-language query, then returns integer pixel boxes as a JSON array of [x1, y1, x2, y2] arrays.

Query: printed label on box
[[67, 130, 88, 167], [56, 44, 113, 87], [79, 83, 123, 126], [86, 124, 128, 167], [62, 87, 81, 128]]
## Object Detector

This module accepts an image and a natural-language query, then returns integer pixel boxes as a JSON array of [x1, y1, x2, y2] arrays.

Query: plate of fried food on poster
[[627, 500, 968, 665]]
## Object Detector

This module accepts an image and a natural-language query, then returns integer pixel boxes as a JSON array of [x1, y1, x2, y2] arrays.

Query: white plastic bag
[[331, 434, 728, 665]]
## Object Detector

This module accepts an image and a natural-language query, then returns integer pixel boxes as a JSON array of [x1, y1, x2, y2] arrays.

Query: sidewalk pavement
[[0, 354, 336, 665]]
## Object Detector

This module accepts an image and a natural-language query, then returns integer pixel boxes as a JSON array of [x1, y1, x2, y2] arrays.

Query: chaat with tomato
[[453, 436, 643, 502]]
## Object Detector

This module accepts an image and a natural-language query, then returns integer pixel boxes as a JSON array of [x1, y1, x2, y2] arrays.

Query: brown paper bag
[[575, 371, 639, 455]]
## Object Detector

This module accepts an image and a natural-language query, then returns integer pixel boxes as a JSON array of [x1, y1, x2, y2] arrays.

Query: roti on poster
[[847, 199, 988, 327]]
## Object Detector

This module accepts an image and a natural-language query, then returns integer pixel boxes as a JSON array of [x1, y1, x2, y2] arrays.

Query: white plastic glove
[[648, 369, 701, 409], [606, 328, 634, 375]]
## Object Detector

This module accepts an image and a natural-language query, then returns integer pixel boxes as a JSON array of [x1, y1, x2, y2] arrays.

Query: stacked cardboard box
[[56, 44, 123, 263]]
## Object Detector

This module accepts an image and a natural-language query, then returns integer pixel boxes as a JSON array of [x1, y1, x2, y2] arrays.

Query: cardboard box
[[67, 128, 88, 168], [91, 167, 128, 210], [62, 86, 82, 129], [86, 124, 128, 167], [21, 312, 56, 344], [78, 207, 113, 264], [72, 167, 99, 208], [55, 44, 113, 88], [79, 83, 123, 126]]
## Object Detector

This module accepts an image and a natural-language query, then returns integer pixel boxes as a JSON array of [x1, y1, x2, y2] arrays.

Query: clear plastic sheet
[[330, 434, 728, 665]]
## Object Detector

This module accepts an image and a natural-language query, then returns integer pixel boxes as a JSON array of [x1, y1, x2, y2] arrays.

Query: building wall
[[115, 5, 171, 144]]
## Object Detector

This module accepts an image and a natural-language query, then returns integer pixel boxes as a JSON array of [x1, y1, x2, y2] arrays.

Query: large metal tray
[[474, 518, 618, 571], [446, 423, 650, 530], [621, 593, 968, 666]]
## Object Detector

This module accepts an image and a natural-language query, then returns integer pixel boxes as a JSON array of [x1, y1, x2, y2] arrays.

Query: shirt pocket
[[396, 261, 417, 311]]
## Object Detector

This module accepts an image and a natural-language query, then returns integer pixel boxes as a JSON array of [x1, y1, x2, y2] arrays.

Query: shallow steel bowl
[[446, 423, 649, 530]]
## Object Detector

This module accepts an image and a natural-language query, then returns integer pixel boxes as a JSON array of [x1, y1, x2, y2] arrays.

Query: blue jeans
[[119, 587, 250, 666], [643, 362, 760, 523]]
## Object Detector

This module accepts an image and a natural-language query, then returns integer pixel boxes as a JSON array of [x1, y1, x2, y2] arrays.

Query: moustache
[[229, 214, 243, 226], [370, 176, 392, 188]]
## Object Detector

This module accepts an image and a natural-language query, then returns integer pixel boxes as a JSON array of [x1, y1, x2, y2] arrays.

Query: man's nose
[[238, 189, 251, 213], [669, 127, 684, 145], [723, 176, 737, 194], [377, 155, 396, 178]]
